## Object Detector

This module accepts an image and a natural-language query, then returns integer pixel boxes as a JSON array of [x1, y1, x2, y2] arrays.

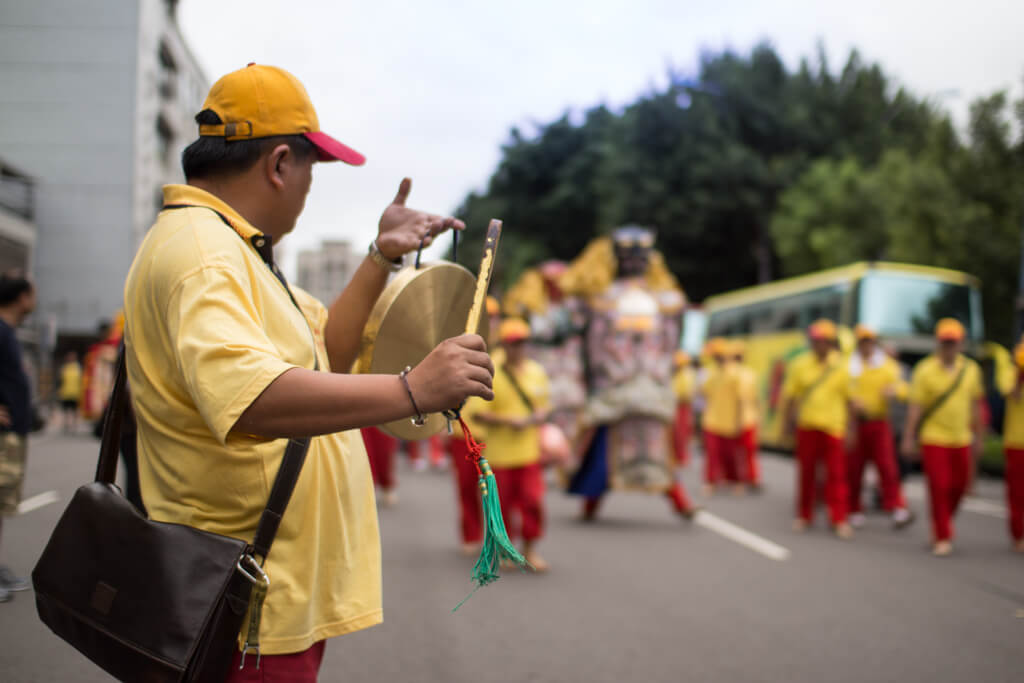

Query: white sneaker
[[891, 508, 915, 530], [848, 513, 866, 529]]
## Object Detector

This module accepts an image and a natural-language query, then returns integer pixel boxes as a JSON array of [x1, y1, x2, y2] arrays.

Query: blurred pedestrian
[[121, 63, 490, 679], [782, 319, 854, 539], [701, 337, 738, 495], [471, 319, 552, 571], [901, 319, 983, 556], [847, 325, 914, 530], [671, 350, 695, 469], [362, 427, 399, 506], [0, 271, 36, 602], [731, 340, 761, 493], [57, 351, 82, 433], [997, 342, 1024, 553]]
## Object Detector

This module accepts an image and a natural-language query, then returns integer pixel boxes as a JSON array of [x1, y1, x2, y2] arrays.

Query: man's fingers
[[453, 333, 488, 351], [392, 177, 412, 207]]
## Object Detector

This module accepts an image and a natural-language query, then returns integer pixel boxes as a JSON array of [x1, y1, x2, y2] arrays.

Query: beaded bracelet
[[398, 366, 426, 426]]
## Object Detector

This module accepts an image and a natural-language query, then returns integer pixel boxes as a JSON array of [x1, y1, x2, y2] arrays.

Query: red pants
[[492, 463, 545, 542], [673, 404, 692, 466], [1005, 448, 1024, 542], [921, 444, 971, 542], [739, 427, 759, 485], [227, 640, 325, 682], [584, 482, 695, 518], [795, 428, 848, 525], [449, 436, 483, 544], [362, 427, 397, 490], [704, 432, 732, 484], [848, 419, 906, 513], [408, 434, 446, 467]]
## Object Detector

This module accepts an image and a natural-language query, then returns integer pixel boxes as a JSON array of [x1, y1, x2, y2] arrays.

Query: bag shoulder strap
[[799, 358, 837, 408], [501, 363, 535, 413], [917, 359, 969, 435]]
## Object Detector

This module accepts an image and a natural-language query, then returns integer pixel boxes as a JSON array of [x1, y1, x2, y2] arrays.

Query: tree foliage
[[454, 42, 1024, 343]]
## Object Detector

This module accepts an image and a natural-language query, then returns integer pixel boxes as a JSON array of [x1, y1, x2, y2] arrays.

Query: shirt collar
[[161, 184, 274, 265]]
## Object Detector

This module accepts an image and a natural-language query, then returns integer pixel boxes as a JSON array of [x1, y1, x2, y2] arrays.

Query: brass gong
[[356, 254, 488, 440]]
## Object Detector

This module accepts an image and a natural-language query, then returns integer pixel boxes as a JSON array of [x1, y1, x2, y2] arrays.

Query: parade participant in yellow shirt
[[701, 337, 740, 495], [471, 319, 552, 571], [782, 319, 854, 538], [901, 319, 983, 556], [847, 325, 914, 530], [1001, 342, 1024, 552], [731, 341, 761, 492], [672, 350, 696, 468], [57, 351, 82, 433], [122, 64, 493, 679]]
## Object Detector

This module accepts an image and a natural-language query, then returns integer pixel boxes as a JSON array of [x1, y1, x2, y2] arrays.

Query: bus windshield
[[857, 272, 981, 340]]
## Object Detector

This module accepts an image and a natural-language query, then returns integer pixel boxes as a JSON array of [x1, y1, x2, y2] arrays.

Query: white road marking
[[694, 510, 791, 561], [17, 490, 59, 515], [903, 482, 1007, 519]]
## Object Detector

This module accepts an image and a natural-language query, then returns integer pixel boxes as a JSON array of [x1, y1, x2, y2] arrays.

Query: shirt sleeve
[[166, 265, 302, 444], [781, 359, 803, 400], [533, 364, 552, 412], [969, 362, 984, 400]]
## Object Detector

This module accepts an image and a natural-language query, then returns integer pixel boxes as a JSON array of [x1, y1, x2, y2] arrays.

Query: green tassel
[[452, 414, 533, 611]]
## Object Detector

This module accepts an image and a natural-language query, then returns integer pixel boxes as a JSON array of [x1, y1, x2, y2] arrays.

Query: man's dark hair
[[181, 109, 316, 180], [0, 271, 33, 306]]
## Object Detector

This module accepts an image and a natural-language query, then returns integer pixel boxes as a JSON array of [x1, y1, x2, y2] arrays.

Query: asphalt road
[[1, 429, 1022, 682]]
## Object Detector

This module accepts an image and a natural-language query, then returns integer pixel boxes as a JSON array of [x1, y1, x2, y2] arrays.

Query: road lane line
[[17, 490, 59, 515], [694, 510, 791, 561]]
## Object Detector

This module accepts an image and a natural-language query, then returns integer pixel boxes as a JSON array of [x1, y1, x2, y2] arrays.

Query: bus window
[[858, 272, 980, 340]]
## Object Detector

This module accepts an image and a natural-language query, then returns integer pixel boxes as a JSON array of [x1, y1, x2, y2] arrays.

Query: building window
[[158, 40, 177, 100], [156, 115, 174, 164]]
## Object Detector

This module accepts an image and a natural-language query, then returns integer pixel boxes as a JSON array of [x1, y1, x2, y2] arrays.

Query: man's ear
[[265, 143, 292, 191]]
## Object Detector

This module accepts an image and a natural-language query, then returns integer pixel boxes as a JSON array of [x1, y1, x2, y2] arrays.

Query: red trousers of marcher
[[673, 403, 692, 466], [921, 444, 971, 542], [740, 427, 759, 485], [795, 428, 848, 525], [492, 463, 545, 542], [227, 640, 325, 683], [848, 419, 906, 513], [704, 431, 738, 484], [449, 436, 483, 544], [362, 427, 397, 490], [1004, 447, 1024, 542]]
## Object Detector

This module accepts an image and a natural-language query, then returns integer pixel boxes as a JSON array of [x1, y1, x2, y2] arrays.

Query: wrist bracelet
[[399, 366, 427, 426], [369, 239, 403, 272]]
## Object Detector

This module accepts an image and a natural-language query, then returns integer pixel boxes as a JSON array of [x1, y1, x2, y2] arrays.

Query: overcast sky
[[178, 0, 1023, 279]]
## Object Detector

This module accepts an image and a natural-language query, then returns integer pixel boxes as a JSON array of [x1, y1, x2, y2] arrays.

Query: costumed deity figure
[[503, 260, 586, 446], [81, 312, 124, 423], [562, 227, 697, 520]]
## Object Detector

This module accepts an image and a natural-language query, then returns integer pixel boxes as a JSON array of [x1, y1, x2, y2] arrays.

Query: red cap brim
[[304, 131, 366, 166]]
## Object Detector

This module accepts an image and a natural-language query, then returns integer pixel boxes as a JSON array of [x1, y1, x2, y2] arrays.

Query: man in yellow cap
[[847, 325, 913, 530], [731, 340, 762, 492], [1000, 341, 1024, 552], [782, 319, 854, 538], [470, 319, 552, 571], [122, 64, 495, 678], [902, 318, 983, 556], [700, 337, 738, 494]]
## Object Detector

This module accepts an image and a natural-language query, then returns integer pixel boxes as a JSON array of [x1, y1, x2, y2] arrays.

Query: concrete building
[[0, 0, 206, 341], [0, 161, 36, 274], [296, 240, 365, 306]]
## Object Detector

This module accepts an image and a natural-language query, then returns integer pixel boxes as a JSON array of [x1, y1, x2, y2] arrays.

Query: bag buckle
[[237, 554, 270, 670], [237, 554, 269, 587]]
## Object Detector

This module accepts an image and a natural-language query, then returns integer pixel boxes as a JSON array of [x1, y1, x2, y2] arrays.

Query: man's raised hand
[[375, 178, 466, 261]]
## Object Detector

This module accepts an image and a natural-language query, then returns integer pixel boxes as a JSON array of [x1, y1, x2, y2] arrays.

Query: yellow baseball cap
[[808, 319, 837, 341], [706, 337, 728, 357], [485, 296, 500, 316], [198, 63, 365, 165], [854, 324, 877, 341], [728, 340, 747, 357], [674, 350, 690, 366], [498, 318, 531, 344], [935, 318, 965, 342]]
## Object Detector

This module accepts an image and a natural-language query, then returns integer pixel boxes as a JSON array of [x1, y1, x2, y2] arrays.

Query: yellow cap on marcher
[[854, 324, 877, 341], [199, 63, 365, 165], [935, 318, 965, 342], [808, 319, 837, 341], [498, 318, 530, 343]]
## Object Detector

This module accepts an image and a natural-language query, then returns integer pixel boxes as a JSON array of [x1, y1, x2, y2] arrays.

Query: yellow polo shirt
[[58, 362, 82, 401], [672, 366, 695, 403], [702, 363, 741, 437], [123, 184, 381, 655], [783, 351, 850, 438], [909, 354, 983, 448], [735, 364, 759, 430], [473, 358, 550, 468], [850, 355, 906, 420], [1003, 374, 1024, 449]]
